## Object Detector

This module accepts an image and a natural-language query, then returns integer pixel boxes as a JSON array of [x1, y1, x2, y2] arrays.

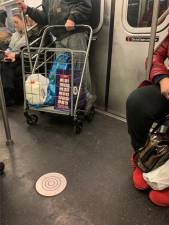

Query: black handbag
[[136, 116, 169, 173], [137, 133, 169, 172]]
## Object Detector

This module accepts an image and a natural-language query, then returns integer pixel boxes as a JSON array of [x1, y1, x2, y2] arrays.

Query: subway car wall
[[107, 0, 169, 118]]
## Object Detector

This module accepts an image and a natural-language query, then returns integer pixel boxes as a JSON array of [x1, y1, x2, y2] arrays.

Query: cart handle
[[32, 25, 93, 74]]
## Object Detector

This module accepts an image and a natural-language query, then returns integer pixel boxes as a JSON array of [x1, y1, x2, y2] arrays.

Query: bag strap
[[151, 115, 169, 134]]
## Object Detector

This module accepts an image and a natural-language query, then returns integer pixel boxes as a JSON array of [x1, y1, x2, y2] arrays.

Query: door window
[[127, 0, 169, 28]]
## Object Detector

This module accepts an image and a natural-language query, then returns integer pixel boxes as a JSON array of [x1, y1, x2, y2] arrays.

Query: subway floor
[[0, 106, 169, 225]]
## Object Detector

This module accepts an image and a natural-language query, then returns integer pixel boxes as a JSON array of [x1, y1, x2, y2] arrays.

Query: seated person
[[1, 12, 26, 106], [126, 34, 169, 207], [0, 9, 11, 50]]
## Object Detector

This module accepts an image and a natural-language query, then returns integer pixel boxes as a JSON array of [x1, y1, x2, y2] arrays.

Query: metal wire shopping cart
[[21, 25, 95, 133]]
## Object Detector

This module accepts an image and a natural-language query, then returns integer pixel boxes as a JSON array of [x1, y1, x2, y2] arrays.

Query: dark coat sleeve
[[149, 36, 169, 82], [68, 0, 92, 24], [27, 0, 48, 25]]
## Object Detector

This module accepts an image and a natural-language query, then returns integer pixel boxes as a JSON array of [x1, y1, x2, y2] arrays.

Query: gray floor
[[0, 106, 169, 225]]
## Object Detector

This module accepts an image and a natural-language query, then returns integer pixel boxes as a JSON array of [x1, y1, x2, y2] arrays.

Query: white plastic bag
[[143, 160, 169, 190], [25, 74, 49, 105]]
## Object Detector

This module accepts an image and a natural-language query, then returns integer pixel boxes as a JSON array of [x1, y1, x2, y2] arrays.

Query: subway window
[[127, 0, 169, 27], [0, 0, 19, 32], [0, 0, 9, 3]]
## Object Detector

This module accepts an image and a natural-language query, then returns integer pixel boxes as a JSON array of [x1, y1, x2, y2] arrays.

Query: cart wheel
[[86, 106, 95, 122], [26, 114, 38, 125], [74, 119, 83, 134], [0, 162, 5, 176]]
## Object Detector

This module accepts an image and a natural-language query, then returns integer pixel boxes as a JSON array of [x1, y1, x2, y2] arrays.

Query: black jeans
[[126, 85, 169, 151], [0, 60, 23, 104]]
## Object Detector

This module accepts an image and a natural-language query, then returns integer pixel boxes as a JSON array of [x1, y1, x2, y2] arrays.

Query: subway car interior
[[1, 0, 169, 224]]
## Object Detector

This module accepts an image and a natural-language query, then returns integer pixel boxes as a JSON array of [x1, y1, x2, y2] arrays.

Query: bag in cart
[[52, 52, 86, 111], [25, 73, 49, 106]]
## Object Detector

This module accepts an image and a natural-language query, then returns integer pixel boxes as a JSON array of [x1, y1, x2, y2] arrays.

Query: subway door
[[108, 0, 169, 118], [90, 0, 112, 109]]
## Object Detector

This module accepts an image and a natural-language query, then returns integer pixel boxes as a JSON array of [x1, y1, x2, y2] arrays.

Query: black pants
[[0, 60, 23, 104], [126, 85, 169, 151]]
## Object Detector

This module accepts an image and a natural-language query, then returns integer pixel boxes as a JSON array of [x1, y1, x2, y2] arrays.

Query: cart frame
[[21, 25, 94, 133]]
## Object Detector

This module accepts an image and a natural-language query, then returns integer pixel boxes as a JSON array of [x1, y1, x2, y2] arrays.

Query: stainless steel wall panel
[[90, 0, 113, 109], [108, 0, 168, 118]]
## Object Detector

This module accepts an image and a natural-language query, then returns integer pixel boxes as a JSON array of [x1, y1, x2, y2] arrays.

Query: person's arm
[[149, 36, 169, 82], [149, 37, 169, 99], [68, 0, 92, 24], [16, 0, 48, 25], [159, 77, 169, 100], [27, 2, 48, 26], [153, 74, 169, 84]]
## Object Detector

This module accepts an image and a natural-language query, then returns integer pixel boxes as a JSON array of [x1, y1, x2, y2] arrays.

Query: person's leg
[[0, 62, 16, 105], [126, 85, 169, 190], [14, 59, 23, 104], [126, 85, 169, 151], [61, 33, 92, 91], [61, 33, 96, 111], [1, 62, 15, 89]]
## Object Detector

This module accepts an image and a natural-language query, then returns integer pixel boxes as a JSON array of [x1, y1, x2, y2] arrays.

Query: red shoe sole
[[149, 190, 169, 207]]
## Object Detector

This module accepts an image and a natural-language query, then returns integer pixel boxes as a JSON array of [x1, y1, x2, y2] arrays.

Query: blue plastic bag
[[44, 53, 71, 106]]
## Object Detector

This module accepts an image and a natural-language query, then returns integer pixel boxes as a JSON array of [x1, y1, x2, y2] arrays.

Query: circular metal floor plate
[[35, 173, 67, 197]]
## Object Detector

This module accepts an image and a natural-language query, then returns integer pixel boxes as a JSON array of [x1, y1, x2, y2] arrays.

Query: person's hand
[[4, 52, 16, 62], [16, 0, 28, 13], [65, 19, 75, 31], [159, 77, 169, 100]]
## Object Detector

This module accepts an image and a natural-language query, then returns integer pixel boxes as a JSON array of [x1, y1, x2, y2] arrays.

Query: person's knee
[[68, 32, 87, 50], [126, 89, 143, 115]]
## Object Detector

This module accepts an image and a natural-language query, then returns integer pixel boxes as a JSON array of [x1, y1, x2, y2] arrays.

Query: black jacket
[[27, 0, 92, 38]]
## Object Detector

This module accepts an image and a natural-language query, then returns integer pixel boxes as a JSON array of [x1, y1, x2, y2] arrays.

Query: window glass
[[0, 1, 20, 32], [127, 0, 169, 27], [0, 0, 9, 4]]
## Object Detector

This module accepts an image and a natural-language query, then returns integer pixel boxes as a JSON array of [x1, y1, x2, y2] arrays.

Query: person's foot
[[132, 166, 149, 190], [85, 93, 96, 113], [149, 188, 169, 207]]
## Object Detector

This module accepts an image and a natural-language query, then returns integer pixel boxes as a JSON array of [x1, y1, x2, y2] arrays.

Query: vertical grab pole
[[0, 66, 13, 145], [146, 0, 160, 79], [21, 10, 33, 72]]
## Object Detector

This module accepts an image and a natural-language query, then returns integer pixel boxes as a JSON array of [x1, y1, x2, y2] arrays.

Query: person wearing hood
[[16, 0, 96, 112], [126, 34, 169, 207]]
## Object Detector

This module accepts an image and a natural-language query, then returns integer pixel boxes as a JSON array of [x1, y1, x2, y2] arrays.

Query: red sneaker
[[149, 188, 169, 207], [132, 167, 149, 190]]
